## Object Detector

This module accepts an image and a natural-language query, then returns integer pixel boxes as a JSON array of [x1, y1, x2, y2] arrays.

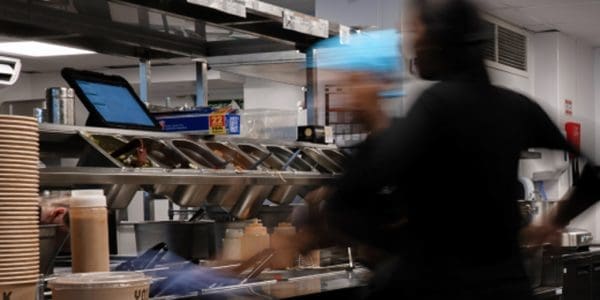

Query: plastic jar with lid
[[221, 228, 244, 261], [270, 223, 298, 269], [241, 219, 270, 261], [69, 190, 110, 273], [49, 272, 151, 300]]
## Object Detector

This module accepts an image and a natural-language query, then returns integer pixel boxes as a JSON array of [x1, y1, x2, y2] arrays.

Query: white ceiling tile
[[486, 7, 543, 26], [518, 2, 600, 24], [502, 0, 599, 9], [525, 24, 558, 32], [472, 0, 510, 10]]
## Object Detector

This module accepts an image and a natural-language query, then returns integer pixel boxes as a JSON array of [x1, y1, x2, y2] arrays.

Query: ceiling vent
[[482, 19, 528, 72]]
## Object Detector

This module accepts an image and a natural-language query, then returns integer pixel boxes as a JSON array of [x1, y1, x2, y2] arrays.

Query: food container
[[135, 138, 193, 199], [270, 223, 298, 269], [205, 142, 272, 219], [78, 134, 146, 209], [133, 220, 216, 261], [299, 148, 343, 174], [49, 272, 151, 300], [69, 190, 110, 273], [320, 149, 347, 168], [241, 220, 270, 261], [168, 139, 228, 207], [266, 146, 318, 199], [237, 144, 300, 205], [265, 146, 314, 172]]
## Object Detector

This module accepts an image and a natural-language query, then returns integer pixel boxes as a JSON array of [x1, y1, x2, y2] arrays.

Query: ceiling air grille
[[482, 19, 528, 72]]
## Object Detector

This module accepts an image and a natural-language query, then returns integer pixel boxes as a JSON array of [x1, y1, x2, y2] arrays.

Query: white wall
[[315, 0, 401, 29], [243, 77, 304, 111]]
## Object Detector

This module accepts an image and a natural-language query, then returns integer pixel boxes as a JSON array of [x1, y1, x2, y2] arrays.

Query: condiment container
[[270, 223, 298, 269], [49, 272, 151, 300], [241, 219, 270, 261], [221, 228, 243, 261], [69, 190, 110, 273]]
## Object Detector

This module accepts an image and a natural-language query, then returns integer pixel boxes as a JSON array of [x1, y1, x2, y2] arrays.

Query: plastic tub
[[49, 272, 151, 300]]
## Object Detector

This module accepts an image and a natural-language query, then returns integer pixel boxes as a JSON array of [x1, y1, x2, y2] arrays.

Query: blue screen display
[[75, 80, 155, 127]]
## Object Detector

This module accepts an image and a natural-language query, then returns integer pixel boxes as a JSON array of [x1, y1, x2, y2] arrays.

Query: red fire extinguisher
[[565, 122, 581, 181]]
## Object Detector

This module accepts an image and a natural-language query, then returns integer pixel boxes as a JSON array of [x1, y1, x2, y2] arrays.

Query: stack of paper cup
[[0, 114, 40, 299]]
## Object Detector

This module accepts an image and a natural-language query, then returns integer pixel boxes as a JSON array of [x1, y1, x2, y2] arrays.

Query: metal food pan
[[321, 149, 347, 169], [167, 139, 230, 207], [78, 133, 143, 209], [265, 145, 314, 172], [204, 142, 272, 219], [170, 139, 228, 170], [137, 138, 193, 169], [236, 143, 284, 170], [204, 142, 255, 170], [299, 147, 343, 174], [129, 138, 194, 199], [236, 143, 299, 205]]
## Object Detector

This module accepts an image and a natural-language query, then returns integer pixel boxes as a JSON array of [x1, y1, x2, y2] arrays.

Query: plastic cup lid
[[70, 190, 106, 208], [48, 272, 151, 290]]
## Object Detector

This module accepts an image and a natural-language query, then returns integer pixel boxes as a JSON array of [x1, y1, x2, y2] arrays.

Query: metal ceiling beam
[[207, 39, 297, 57], [0, 0, 208, 58]]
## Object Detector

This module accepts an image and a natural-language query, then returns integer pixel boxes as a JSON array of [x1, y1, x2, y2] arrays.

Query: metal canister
[[46, 87, 75, 125]]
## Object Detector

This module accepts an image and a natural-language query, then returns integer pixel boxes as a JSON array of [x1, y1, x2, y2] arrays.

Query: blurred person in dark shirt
[[298, 0, 600, 299]]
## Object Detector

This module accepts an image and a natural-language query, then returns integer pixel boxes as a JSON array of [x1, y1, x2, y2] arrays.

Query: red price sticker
[[209, 114, 227, 135]]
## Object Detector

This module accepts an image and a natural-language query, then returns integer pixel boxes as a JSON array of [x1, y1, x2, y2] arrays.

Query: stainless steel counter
[[40, 167, 337, 186]]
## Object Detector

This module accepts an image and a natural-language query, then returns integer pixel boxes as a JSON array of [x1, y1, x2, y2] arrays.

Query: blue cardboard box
[[152, 110, 240, 135]]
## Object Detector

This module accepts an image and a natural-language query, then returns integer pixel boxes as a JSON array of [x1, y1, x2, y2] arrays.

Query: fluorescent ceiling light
[[0, 41, 95, 57]]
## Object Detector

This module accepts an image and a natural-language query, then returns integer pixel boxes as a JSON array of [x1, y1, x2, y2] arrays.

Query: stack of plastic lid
[[0, 114, 40, 299]]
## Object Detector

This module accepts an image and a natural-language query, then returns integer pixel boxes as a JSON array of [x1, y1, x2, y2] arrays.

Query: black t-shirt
[[325, 80, 578, 284]]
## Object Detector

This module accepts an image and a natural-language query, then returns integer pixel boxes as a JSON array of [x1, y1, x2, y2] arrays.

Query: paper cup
[[0, 162, 39, 170], [0, 242, 38, 249], [0, 264, 38, 272], [0, 225, 39, 230], [0, 129, 38, 137], [0, 258, 38, 265], [0, 150, 39, 157], [0, 282, 38, 299], [0, 221, 40, 226], [0, 273, 41, 282], [0, 205, 39, 210], [0, 188, 39, 193], [0, 144, 38, 151], [0, 125, 39, 133], [0, 237, 38, 243], [0, 114, 37, 122], [0, 143, 39, 149], [0, 135, 38, 142], [0, 167, 39, 174]]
